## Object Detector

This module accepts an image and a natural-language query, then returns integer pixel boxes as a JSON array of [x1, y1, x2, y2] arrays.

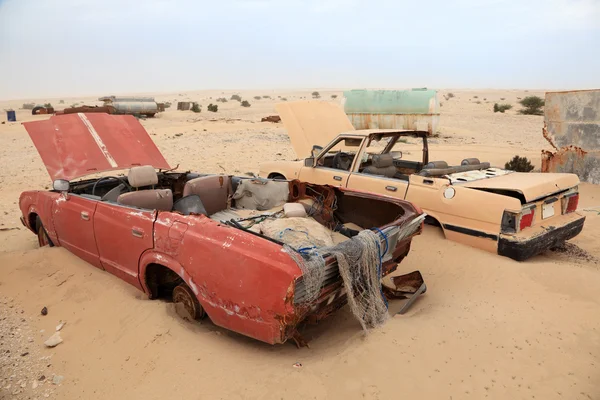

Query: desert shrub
[[500, 97, 505, 101], [207, 103, 218, 112], [22, 103, 35, 110], [191, 102, 201, 113], [312, 91, 320, 99], [254, 96, 261, 100], [505, 155, 534, 172], [241, 100, 251, 107], [164, 102, 172, 108], [44, 103, 52, 108], [281, 98, 287, 101], [440, 102, 443, 107], [216, 97, 227, 103], [231, 94, 242, 101], [447, 92, 455, 99], [493, 103, 513, 113], [59, 100, 64, 104], [331, 94, 338, 99], [518, 96, 544, 115], [473, 96, 478, 99], [262, 95, 271, 99], [483, 98, 487, 101], [475, 101, 482, 104]]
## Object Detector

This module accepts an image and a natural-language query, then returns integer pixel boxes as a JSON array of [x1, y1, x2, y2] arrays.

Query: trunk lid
[[457, 171, 579, 202], [276, 101, 355, 158], [23, 113, 170, 181]]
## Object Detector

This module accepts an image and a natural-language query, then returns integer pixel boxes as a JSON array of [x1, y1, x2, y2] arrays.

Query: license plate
[[542, 203, 555, 219]]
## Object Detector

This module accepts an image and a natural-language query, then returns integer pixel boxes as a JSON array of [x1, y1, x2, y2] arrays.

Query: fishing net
[[285, 229, 388, 331]]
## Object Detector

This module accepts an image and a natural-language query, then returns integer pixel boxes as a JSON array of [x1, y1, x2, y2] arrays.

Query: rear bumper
[[498, 215, 585, 261]]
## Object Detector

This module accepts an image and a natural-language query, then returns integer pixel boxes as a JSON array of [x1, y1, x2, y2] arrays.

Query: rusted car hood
[[23, 113, 171, 181], [276, 101, 355, 158], [458, 172, 579, 202]]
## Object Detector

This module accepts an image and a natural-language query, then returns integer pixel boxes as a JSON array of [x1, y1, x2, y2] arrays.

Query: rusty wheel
[[36, 217, 54, 248], [172, 283, 205, 320]]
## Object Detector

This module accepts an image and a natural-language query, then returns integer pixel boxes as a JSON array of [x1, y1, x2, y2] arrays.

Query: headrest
[[461, 158, 481, 166], [128, 165, 158, 188], [372, 154, 394, 168], [423, 161, 448, 169]]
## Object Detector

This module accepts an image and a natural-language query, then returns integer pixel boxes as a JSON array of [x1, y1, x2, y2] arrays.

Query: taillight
[[519, 208, 534, 230], [501, 207, 535, 234], [562, 193, 579, 214]]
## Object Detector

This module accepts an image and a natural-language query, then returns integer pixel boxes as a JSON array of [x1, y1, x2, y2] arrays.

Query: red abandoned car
[[19, 113, 425, 345]]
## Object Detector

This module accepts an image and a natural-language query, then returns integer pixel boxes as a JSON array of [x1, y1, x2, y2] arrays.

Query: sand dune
[[1, 89, 599, 400]]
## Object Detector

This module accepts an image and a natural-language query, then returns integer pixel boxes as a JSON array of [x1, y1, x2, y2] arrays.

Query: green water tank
[[343, 89, 440, 133], [343, 89, 439, 115]]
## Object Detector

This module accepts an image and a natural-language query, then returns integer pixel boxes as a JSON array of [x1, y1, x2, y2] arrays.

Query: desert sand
[[0, 89, 599, 400]]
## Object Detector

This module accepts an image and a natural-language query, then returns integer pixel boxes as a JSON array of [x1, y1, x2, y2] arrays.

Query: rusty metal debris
[[56, 105, 115, 115], [32, 106, 54, 115], [261, 115, 281, 123], [382, 270, 427, 314]]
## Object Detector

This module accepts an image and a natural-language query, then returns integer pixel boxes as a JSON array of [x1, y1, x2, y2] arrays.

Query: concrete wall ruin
[[541, 89, 600, 184]]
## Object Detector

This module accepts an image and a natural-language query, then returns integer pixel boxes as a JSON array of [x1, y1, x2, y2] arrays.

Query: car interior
[[64, 166, 410, 247], [318, 133, 493, 180]]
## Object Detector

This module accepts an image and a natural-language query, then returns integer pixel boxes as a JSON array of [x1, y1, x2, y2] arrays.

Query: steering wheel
[[91, 176, 132, 197], [332, 152, 351, 170]]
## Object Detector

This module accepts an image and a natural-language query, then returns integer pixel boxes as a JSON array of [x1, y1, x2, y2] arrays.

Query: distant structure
[[177, 101, 191, 111], [541, 89, 600, 184], [99, 96, 158, 117], [343, 89, 440, 134]]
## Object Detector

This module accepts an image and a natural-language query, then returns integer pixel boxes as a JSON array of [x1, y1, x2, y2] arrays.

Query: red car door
[[93, 202, 156, 290], [52, 194, 101, 268]]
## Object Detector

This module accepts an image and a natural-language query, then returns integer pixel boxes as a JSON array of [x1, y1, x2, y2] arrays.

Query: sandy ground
[[0, 90, 599, 400]]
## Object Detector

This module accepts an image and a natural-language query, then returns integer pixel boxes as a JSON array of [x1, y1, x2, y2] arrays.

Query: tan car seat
[[117, 165, 173, 211], [182, 175, 232, 216], [363, 154, 397, 178]]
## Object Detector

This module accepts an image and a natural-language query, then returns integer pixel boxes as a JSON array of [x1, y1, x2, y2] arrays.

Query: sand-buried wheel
[[172, 283, 205, 320], [36, 217, 53, 248]]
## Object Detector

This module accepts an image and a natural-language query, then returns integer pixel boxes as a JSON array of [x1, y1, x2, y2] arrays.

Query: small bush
[[475, 101, 482, 104], [281, 98, 287, 101], [505, 155, 534, 172], [241, 100, 251, 107], [191, 102, 201, 113], [70, 103, 78, 108], [473, 96, 478, 99], [312, 91, 320, 99], [164, 102, 172, 108], [500, 97, 505, 101], [331, 94, 338, 99], [447, 93, 455, 99], [44, 103, 52, 108], [493, 103, 513, 113], [216, 97, 228, 103], [207, 103, 218, 112], [22, 103, 35, 110], [59, 100, 64, 104], [262, 95, 271, 99], [230, 94, 242, 101], [518, 96, 545, 115], [483, 98, 487, 101], [254, 96, 261, 100]]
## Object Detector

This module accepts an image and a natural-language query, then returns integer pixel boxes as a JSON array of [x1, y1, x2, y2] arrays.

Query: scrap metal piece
[[382, 270, 427, 315], [396, 282, 427, 315]]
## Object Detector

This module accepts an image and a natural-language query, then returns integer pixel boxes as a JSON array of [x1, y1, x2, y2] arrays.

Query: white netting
[[285, 230, 388, 331]]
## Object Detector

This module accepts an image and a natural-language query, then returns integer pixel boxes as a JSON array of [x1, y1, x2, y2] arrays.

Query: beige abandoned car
[[259, 101, 585, 261]]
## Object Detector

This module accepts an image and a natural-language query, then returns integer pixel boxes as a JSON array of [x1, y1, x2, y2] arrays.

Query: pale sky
[[0, 0, 599, 99]]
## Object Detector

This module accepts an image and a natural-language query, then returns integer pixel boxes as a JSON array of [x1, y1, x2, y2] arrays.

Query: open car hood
[[276, 101, 355, 158], [458, 172, 579, 202], [23, 113, 171, 181]]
